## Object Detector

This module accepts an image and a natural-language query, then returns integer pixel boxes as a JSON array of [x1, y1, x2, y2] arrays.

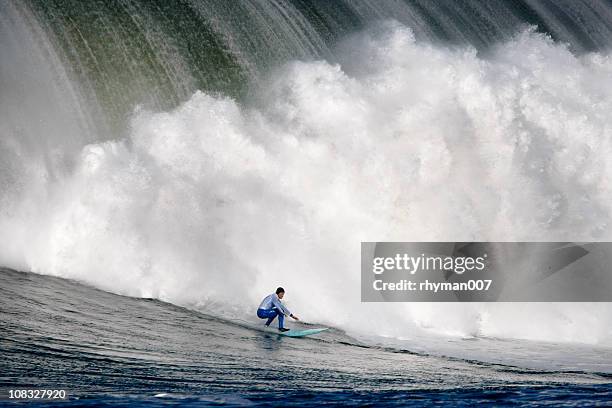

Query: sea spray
[[1, 24, 612, 346]]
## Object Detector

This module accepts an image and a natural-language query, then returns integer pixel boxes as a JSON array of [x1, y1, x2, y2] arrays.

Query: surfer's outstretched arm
[[271, 296, 290, 316], [271, 295, 299, 320]]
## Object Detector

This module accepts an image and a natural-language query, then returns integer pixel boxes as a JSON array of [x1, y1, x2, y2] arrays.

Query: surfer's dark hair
[[276, 287, 285, 294]]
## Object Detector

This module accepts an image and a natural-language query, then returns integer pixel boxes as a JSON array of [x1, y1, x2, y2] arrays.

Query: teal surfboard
[[268, 327, 328, 337]]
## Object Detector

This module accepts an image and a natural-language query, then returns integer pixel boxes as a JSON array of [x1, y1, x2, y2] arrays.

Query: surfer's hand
[[291, 314, 299, 321]]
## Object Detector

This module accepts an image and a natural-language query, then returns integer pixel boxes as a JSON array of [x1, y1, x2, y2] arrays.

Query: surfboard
[[266, 327, 328, 337]]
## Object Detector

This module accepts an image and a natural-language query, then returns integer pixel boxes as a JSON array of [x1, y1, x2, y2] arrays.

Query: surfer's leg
[[278, 312, 284, 329], [264, 309, 278, 326], [257, 308, 277, 326]]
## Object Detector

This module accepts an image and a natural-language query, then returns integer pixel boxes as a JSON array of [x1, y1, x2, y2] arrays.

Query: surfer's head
[[276, 287, 285, 299]]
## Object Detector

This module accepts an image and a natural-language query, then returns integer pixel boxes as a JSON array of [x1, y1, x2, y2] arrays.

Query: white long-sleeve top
[[258, 293, 291, 316]]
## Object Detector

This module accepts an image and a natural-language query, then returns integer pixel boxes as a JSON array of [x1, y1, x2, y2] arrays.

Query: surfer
[[257, 287, 299, 332]]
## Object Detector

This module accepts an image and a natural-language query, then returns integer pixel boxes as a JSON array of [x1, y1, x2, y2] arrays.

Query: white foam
[[2, 23, 612, 347]]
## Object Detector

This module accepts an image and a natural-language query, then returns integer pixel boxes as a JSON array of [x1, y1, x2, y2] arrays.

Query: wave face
[[11, 0, 612, 134], [2, 1, 612, 352]]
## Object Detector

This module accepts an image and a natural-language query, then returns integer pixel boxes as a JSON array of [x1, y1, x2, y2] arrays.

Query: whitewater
[[2, 21, 612, 361]]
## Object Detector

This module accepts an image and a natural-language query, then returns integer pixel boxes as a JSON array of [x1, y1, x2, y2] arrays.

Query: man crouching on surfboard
[[257, 287, 299, 332]]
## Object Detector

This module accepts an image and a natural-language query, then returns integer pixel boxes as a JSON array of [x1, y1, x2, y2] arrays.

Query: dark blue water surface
[[1, 268, 611, 406]]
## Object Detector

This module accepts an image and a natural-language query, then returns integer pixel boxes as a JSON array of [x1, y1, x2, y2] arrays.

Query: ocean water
[[2, 0, 612, 405], [2, 268, 611, 406]]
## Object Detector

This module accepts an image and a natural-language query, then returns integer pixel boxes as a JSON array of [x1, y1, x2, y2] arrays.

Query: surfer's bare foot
[[278, 328, 290, 332]]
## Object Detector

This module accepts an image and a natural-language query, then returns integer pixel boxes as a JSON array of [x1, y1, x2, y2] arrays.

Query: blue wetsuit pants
[[257, 308, 284, 328]]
